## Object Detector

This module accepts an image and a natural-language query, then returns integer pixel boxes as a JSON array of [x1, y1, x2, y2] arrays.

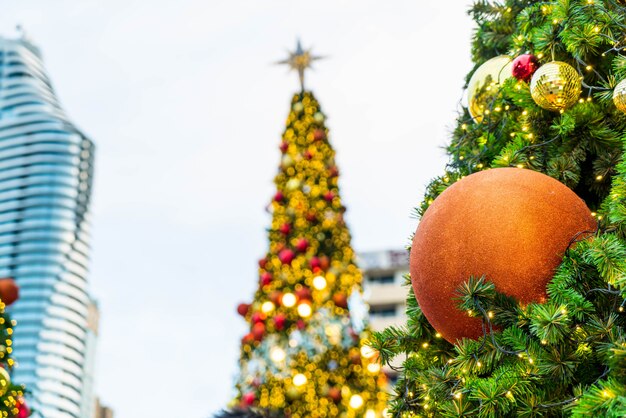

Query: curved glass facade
[[0, 37, 95, 418]]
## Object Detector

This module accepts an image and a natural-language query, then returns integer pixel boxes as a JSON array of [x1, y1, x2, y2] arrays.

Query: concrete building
[[0, 34, 97, 417], [359, 249, 409, 332]]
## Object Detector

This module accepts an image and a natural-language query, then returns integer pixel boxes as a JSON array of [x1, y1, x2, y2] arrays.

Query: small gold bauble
[[530, 61, 581, 112], [613, 78, 626, 113], [0, 367, 10, 397], [467, 55, 513, 123]]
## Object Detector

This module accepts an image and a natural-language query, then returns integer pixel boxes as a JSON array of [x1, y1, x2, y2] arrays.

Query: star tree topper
[[276, 39, 324, 91]]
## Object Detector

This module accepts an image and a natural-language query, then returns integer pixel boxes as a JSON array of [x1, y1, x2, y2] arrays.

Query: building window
[[367, 274, 395, 285], [369, 305, 397, 318]]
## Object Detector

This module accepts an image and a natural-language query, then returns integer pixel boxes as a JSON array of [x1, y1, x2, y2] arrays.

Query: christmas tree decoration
[[467, 55, 513, 122], [370, 2, 626, 417], [0, 367, 9, 397], [530, 61, 581, 112], [234, 84, 386, 415], [511, 53, 539, 81], [410, 168, 596, 343], [0, 279, 18, 306], [237, 303, 250, 317], [15, 397, 29, 418], [613, 78, 626, 113]]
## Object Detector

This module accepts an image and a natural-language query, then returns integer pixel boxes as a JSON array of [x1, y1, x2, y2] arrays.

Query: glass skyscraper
[[0, 35, 96, 417]]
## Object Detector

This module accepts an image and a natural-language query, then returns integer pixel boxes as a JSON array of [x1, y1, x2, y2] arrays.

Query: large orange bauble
[[410, 168, 596, 343]]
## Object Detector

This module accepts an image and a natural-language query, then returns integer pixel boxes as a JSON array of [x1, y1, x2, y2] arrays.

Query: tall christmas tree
[[234, 41, 387, 418], [370, 1, 626, 417]]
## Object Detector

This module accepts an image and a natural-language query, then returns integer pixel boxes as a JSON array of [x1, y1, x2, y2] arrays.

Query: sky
[[0, 1, 475, 417]]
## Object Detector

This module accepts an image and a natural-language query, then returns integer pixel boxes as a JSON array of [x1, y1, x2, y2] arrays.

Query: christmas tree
[[0, 279, 31, 418], [369, 1, 626, 417], [234, 42, 387, 418]]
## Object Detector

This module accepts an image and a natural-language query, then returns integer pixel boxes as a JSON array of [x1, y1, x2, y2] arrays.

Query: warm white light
[[261, 301, 275, 314], [367, 363, 381, 373], [293, 373, 307, 387], [360, 345, 376, 359], [270, 347, 286, 363], [282, 293, 296, 308], [312, 276, 327, 290], [365, 410, 376, 418], [349, 394, 364, 409], [297, 303, 312, 318]]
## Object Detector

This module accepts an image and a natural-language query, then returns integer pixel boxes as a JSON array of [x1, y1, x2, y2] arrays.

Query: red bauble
[[269, 291, 282, 305], [295, 238, 309, 252], [279, 223, 291, 235], [16, 397, 29, 418], [258, 257, 268, 269], [313, 129, 326, 141], [279, 249, 295, 265], [310, 257, 321, 270], [304, 150, 313, 160], [242, 333, 254, 345], [328, 166, 339, 178], [410, 168, 596, 343], [274, 314, 287, 330], [252, 322, 265, 341], [296, 319, 306, 330], [319, 255, 330, 271], [512, 54, 540, 82], [237, 303, 250, 317], [251, 312, 265, 324], [328, 387, 342, 403], [323, 192, 334, 202], [260, 272, 273, 286], [0, 279, 18, 306], [242, 392, 256, 406], [295, 286, 312, 301], [306, 212, 318, 223], [274, 191, 284, 202], [333, 293, 348, 309], [280, 141, 288, 153]]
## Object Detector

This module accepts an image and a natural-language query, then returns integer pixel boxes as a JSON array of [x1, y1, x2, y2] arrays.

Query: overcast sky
[[0, 1, 474, 417]]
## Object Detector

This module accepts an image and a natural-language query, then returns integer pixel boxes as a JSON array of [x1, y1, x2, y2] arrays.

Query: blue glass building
[[0, 35, 96, 418]]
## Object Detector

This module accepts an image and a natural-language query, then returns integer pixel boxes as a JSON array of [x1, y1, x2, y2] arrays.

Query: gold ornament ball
[[530, 61, 581, 112], [0, 367, 10, 397], [467, 56, 513, 122], [613, 78, 626, 113]]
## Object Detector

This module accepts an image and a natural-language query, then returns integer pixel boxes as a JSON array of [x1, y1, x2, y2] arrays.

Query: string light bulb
[[312, 276, 327, 290], [349, 394, 364, 409], [282, 293, 296, 308], [261, 301, 275, 314], [360, 345, 376, 359], [270, 347, 286, 363], [293, 373, 307, 387], [297, 302, 312, 318]]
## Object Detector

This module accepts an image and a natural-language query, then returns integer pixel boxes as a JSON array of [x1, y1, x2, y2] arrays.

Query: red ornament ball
[[274, 191, 284, 202], [269, 291, 282, 305], [242, 392, 256, 406], [306, 212, 318, 223], [328, 387, 342, 403], [324, 192, 334, 202], [242, 333, 254, 345], [333, 293, 348, 309], [296, 319, 306, 330], [274, 314, 287, 330], [16, 397, 29, 418], [258, 257, 268, 269], [410, 168, 596, 343], [279, 141, 288, 153], [251, 312, 265, 324], [260, 272, 272, 286], [313, 129, 326, 141], [279, 249, 295, 265], [252, 322, 265, 341], [237, 303, 250, 317], [512, 54, 540, 82], [295, 238, 309, 252], [295, 286, 312, 301], [279, 223, 291, 235], [0, 279, 18, 306]]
